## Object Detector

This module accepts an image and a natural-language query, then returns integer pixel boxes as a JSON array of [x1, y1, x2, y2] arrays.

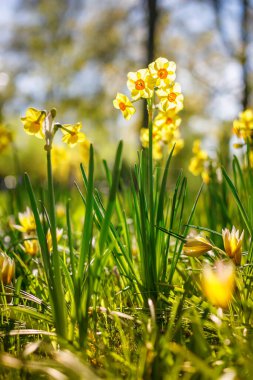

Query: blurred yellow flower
[[46, 228, 63, 252], [168, 137, 184, 156], [153, 142, 163, 160], [61, 122, 86, 147], [202, 261, 235, 308], [113, 93, 136, 120], [23, 239, 39, 257], [188, 140, 209, 183], [153, 111, 181, 131], [222, 226, 244, 266], [148, 57, 176, 88], [21, 108, 46, 139], [127, 68, 155, 100], [0, 251, 15, 285], [233, 109, 253, 143], [51, 145, 71, 183], [183, 236, 213, 257], [157, 83, 184, 112], [140, 126, 162, 148], [0, 124, 12, 152], [12, 207, 36, 235]]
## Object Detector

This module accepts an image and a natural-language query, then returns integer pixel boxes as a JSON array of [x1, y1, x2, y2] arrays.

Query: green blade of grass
[[99, 141, 123, 253]]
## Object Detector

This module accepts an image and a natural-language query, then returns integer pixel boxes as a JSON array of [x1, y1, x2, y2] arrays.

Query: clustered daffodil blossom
[[21, 107, 88, 150], [188, 140, 210, 183], [113, 57, 184, 160], [233, 109, 253, 148]]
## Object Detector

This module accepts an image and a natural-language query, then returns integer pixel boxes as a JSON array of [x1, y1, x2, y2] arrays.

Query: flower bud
[[183, 236, 213, 257], [0, 251, 15, 285]]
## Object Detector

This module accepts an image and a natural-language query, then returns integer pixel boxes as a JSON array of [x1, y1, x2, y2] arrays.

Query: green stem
[[46, 150, 68, 340], [147, 100, 157, 298]]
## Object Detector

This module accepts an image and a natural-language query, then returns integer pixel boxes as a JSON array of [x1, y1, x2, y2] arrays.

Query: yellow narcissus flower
[[233, 109, 253, 142], [23, 239, 39, 257], [148, 57, 176, 88], [157, 83, 184, 112], [21, 107, 46, 139], [113, 93, 136, 120], [183, 236, 213, 257], [202, 261, 235, 309], [0, 124, 13, 152], [0, 251, 15, 285], [127, 68, 155, 100], [153, 111, 181, 130], [61, 122, 86, 147], [12, 207, 36, 235], [222, 226, 244, 266]]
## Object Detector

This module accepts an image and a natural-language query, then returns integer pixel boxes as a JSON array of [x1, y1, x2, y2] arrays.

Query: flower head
[[23, 239, 39, 256], [61, 122, 86, 147], [113, 93, 136, 120], [21, 108, 46, 139], [148, 57, 176, 88], [127, 68, 155, 100], [153, 110, 181, 131], [201, 261, 235, 308], [222, 226, 244, 266], [0, 251, 15, 285], [12, 207, 36, 235], [157, 82, 184, 112], [183, 236, 213, 257]]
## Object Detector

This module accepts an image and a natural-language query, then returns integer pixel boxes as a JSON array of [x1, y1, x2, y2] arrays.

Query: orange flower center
[[119, 102, 126, 111], [168, 92, 177, 102], [70, 133, 78, 144], [135, 79, 145, 91], [158, 68, 168, 79], [166, 117, 173, 124], [31, 122, 41, 133]]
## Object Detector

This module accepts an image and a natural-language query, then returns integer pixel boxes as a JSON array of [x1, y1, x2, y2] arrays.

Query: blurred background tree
[[0, 0, 252, 182]]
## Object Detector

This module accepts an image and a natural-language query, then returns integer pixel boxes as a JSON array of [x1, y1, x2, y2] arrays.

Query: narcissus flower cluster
[[113, 57, 184, 159], [21, 107, 88, 150], [233, 109, 253, 148]]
